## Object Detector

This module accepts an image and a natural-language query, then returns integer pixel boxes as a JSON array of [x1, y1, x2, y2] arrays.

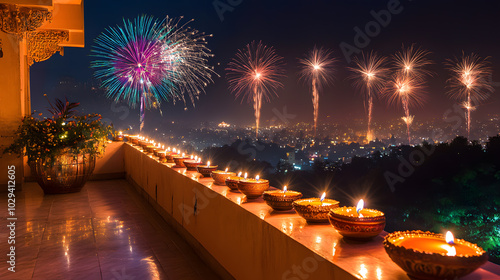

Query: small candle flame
[[320, 192, 326, 202], [119, 131, 123, 135], [283, 186, 287, 193], [256, 175, 260, 181], [162, 145, 164, 149], [207, 161, 210, 167], [197, 158, 201, 163], [195, 156, 198, 161], [244, 172, 248, 179], [173, 148, 176, 153], [168, 147, 171, 151], [446, 231, 455, 245], [238, 171, 242, 177], [356, 199, 364, 214], [182, 153, 185, 157], [145, 138, 149, 142], [225, 168, 228, 172], [191, 155, 194, 159]]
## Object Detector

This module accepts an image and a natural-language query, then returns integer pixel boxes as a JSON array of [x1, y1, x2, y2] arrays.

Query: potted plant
[[2, 97, 114, 194]]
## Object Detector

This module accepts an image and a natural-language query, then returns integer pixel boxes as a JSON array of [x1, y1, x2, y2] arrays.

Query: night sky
[[30, 0, 500, 130]]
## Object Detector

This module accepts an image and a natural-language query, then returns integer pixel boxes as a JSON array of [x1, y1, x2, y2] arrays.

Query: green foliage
[[2, 98, 114, 163]]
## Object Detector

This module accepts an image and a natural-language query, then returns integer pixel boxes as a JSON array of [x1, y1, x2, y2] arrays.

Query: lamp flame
[[207, 161, 210, 167], [283, 186, 287, 193], [256, 175, 260, 181], [244, 172, 247, 179], [238, 171, 242, 177], [356, 199, 364, 214], [119, 131, 123, 135], [191, 155, 194, 159], [162, 145, 164, 149], [225, 168, 228, 172], [182, 153, 185, 157], [446, 231, 455, 245], [320, 192, 326, 202]]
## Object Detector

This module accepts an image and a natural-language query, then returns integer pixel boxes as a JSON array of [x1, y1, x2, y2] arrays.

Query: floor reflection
[[0, 180, 220, 280]]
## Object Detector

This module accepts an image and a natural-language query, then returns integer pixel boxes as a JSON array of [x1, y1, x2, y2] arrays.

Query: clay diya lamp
[[263, 186, 303, 211], [292, 193, 339, 223], [157, 151, 167, 163], [138, 138, 149, 148], [384, 230, 488, 280], [165, 152, 176, 163], [130, 136, 139, 145], [173, 154, 190, 168], [225, 172, 243, 191], [196, 161, 218, 177], [237, 175, 269, 199], [211, 169, 236, 186], [153, 144, 165, 157], [184, 158, 203, 171], [144, 144, 157, 154], [328, 199, 385, 240], [113, 131, 124, 141]]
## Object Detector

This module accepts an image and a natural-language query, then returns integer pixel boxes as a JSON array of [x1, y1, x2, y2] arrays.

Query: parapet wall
[[120, 142, 499, 280]]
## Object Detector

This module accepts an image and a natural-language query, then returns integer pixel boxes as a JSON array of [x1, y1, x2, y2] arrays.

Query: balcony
[[3, 141, 500, 279]]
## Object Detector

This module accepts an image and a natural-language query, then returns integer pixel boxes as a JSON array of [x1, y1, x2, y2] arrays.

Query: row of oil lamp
[[121, 134, 489, 280]]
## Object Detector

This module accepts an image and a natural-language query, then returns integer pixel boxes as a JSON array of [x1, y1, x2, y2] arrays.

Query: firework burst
[[91, 15, 215, 131], [226, 41, 285, 137], [388, 45, 431, 144], [386, 73, 425, 145], [446, 52, 493, 139], [393, 44, 433, 81], [349, 51, 388, 142], [298, 46, 335, 137]]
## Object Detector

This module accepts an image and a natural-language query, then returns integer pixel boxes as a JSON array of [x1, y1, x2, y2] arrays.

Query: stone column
[[0, 4, 53, 191]]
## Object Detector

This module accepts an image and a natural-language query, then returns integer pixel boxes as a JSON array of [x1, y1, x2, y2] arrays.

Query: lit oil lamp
[[225, 171, 243, 191], [157, 151, 167, 163], [164, 147, 175, 163], [211, 168, 236, 186], [144, 142, 157, 153], [129, 135, 139, 145], [184, 156, 203, 171], [263, 185, 303, 211], [139, 137, 149, 148], [196, 161, 218, 177], [292, 192, 339, 223], [114, 131, 124, 141], [328, 199, 386, 240], [173, 153, 191, 168], [153, 143, 164, 157], [384, 230, 488, 280], [237, 174, 269, 199]]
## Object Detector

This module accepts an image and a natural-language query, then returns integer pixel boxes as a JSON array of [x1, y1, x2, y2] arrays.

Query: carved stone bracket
[[27, 30, 69, 66], [0, 4, 52, 35]]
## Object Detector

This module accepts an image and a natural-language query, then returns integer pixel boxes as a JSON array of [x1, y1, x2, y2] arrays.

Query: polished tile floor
[[0, 180, 222, 280]]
